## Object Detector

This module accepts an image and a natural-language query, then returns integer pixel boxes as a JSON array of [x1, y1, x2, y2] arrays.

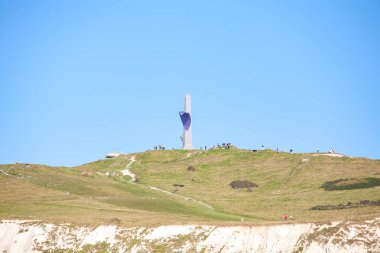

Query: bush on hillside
[[321, 177, 380, 191], [311, 200, 380, 210], [230, 180, 258, 190], [187, 166, 196, 172]]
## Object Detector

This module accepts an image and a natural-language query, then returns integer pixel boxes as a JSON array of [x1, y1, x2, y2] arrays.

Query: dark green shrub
[[230, 180, 258, 189], [321, 177, 380, 191], [187, 166, 196, 171], [310, 200, 380, 210]]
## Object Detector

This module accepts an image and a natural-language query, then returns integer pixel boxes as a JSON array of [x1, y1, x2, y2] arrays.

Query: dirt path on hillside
[[311, 153, 345, 157], [120, 156, 137, 182], [120, 156, 214, 210], [147, 186, 214, 210]]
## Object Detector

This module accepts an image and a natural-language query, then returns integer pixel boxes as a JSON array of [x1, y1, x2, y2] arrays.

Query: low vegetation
[[187, 166, 196, 172], [321, 177, 380, 191], [229, 180, 258, 190], [311, 200, 380, 210]]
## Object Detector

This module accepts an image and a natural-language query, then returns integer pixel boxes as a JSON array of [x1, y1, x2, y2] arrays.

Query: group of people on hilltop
[[199, 142, 233, 150], [153, 145, 166, 150], [206, 142, 232, 150], [153, 143, 234, 151], [152, 143, 337, 155]]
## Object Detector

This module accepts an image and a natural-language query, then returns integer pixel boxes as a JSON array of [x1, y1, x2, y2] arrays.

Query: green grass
[[1, 149, 380, 225]]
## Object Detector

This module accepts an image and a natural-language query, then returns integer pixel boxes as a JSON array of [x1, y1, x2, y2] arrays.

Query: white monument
[[179, 94, 193, 149]]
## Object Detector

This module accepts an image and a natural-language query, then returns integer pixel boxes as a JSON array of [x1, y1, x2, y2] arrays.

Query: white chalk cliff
[[1, 219, 379, 252]]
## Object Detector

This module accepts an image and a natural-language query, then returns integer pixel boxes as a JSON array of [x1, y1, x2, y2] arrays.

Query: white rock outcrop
[[0, 219, 379, 252]]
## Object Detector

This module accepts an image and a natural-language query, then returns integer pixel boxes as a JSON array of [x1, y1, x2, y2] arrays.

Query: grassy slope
[[133, 149, 380, 223], [1, 149, 379, 225], [0, 156, 239, 226]]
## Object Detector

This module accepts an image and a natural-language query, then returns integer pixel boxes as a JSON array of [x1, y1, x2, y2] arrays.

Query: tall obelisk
[[179, 94, 193, 149]]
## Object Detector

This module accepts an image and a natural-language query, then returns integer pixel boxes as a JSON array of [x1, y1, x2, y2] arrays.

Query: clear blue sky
[[1, 1, 379, 166]]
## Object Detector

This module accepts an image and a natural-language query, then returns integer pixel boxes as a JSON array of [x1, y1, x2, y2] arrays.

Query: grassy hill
[[1, 149, 379, 226]]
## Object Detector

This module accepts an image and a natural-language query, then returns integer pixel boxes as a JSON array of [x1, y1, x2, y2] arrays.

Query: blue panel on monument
[[179, 111, 191, 130]]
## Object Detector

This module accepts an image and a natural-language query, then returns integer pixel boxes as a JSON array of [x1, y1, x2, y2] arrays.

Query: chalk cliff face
[[1, 219, 379, 253]]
